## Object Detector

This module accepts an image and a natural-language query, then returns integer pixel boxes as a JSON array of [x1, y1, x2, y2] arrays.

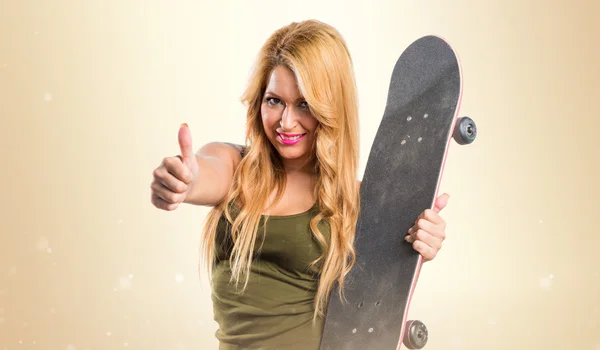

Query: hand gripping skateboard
[[319, 35, 477, 349]]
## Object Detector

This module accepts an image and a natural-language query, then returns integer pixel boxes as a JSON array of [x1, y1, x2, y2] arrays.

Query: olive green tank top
[[211, 202, 330, 350]]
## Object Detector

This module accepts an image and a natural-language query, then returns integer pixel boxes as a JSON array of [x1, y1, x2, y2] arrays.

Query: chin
[[277, 148, 304, 159], [272, 144, 309, 159]]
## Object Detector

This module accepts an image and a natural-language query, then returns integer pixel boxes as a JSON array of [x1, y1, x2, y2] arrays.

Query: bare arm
[[150, 123, 244, 211], [183, 142, 244, 206]]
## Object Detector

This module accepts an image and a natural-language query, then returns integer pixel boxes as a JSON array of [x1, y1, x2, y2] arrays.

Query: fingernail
[[181, 123, 188, 128]]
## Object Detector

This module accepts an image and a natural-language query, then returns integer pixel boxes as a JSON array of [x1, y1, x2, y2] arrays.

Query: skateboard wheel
[[403, 320, 428, 349], [453, 116, 477, 145]]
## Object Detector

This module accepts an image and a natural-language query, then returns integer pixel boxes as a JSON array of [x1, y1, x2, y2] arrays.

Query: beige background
[[1, 0, 599, 349]]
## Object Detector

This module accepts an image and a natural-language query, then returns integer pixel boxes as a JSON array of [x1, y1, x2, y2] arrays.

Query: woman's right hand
[[151, 123, 200, 211]]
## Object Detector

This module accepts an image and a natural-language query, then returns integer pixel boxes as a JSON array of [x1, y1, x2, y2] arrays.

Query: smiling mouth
[[279, 133, 306, 140], [277, 132, 306, 145]]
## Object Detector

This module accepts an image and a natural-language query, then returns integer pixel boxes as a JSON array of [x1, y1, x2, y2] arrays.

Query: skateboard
[[319, 35, 477, 349]]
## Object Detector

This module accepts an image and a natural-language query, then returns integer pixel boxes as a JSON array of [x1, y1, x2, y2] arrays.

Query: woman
[[150, 19, 449, 349]]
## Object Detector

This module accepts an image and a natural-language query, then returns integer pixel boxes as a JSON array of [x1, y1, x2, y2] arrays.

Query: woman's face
[[261, 65, 319, 170]]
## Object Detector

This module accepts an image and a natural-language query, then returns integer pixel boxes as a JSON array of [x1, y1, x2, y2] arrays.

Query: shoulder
[[222, 142, 246, 157], [197, 142, 246, 166]]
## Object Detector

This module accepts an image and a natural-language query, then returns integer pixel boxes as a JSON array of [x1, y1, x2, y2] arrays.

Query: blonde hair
[[200, 19, 360, 321]]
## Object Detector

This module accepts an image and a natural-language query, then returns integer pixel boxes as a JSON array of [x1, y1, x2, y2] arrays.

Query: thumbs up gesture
[[151, 123, 200, 211]]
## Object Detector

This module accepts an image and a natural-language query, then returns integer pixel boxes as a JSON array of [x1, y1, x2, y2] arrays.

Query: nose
[[280, 106, 299, 131]]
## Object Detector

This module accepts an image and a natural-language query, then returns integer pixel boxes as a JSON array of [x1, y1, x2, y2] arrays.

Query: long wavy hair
[[200, 19, 360, 321]]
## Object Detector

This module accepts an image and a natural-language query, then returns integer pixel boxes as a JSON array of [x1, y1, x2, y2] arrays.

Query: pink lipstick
[[277, 133, 306, 145]]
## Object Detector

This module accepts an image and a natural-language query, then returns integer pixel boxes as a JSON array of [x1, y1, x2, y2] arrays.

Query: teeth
[[281, 134, 302, 141]]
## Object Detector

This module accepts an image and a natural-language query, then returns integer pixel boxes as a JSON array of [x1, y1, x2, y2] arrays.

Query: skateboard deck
[[319, 35, 476, 349]]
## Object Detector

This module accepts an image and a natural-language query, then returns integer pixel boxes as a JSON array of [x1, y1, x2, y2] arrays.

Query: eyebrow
[[264, 91, 305, 102]]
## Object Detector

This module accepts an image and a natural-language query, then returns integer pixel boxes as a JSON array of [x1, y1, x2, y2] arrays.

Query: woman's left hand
[[405, 193, 449, 262]]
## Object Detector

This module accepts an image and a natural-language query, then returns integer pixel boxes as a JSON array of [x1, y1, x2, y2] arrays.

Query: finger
[[409, 220, 446, 245], [412, 240, 438, 261], [162, 157, 194, 184], [433, 193, 450, 213], [151, 193, 179, 211], [421, 208, 446, 226], [413, 208, 430, 225], [414, 218, 442, 237], [150, 181, 186, 205], [153, 166, 188, 193], [413, 229, 443, 250], [178, 123, 195, 164]]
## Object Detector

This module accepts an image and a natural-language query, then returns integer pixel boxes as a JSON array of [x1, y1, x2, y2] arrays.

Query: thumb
[[178, 123, 195, 165], [433, 193, 450, 213]]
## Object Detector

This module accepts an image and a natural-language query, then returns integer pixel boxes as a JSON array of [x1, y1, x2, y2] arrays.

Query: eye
[[298, 101, 309, 109], [265, 97, 281, 106]]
